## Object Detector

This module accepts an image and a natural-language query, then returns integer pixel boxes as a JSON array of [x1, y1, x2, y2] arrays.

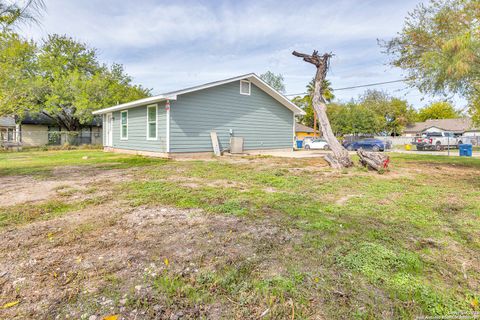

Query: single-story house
[[404, 118, 479, 137], [295, 123, 316, 140], [92, 73, 305, 156], [19, 114, 103, 146]]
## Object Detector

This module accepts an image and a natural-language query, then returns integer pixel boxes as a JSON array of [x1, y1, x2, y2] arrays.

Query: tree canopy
[[327, 102, 381, 136], [359, 90, 417, 136], [293, 80, 416, 136], [0, 32, 37, 115], [325, 91, 417, 137], [382, 0, 480, 123], [259, 71, 286, 93], [0, 33, 150, 130], [1, 0, 45, 30], [417, 101, 460, 121]]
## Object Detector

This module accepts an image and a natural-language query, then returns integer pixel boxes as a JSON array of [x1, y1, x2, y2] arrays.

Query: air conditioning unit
[[230, 137, 244, 154]]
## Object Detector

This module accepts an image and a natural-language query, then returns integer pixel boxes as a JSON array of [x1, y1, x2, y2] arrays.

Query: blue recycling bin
[[296, 140, 303, 149], [459, 144, 473, 157]]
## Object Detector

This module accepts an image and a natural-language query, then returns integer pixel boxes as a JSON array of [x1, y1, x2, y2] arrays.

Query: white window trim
[[240, 80, 251, 95], [146, 104, 158, 140], [166, 103, 170, 152], [120, 110, 128, 140]]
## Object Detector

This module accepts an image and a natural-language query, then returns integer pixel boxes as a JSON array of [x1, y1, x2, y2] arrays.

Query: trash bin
[[459, 144, 473, 157], [296, 140, 303, 149], [405, 144, 412, 151]]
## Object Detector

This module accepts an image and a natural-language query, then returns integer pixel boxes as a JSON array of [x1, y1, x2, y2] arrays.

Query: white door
[[106, 113, 113, 146]]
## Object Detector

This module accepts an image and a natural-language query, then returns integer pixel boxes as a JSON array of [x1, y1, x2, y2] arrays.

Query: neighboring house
[[19, 114, 103, 147], [0, 116, 18, 144], [404, 118, 479, 137], [295, 123, 316, 140], [93, 73, 305, 156]]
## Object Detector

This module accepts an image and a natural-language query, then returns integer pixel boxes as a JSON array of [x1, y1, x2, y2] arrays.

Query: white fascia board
[[92, 73, 305, 116], [170, 73, 305, 115], [247, 74, 305, 115], [92, 95, 177, 115], [159, 73, 257, 97]]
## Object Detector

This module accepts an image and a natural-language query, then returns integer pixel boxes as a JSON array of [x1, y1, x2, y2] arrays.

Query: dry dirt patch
[[0, 202, 300, 319], [0, 167, 135, 206]]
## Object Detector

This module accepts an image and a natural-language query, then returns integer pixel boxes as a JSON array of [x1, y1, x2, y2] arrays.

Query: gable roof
[[295, 123, 314, 133], [404, 118, 478, 133], [93, 73, 305, 115]]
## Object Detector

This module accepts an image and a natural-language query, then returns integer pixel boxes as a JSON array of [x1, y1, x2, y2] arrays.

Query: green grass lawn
[[0, 149, 164, 177], [0, 149, 479, 319]]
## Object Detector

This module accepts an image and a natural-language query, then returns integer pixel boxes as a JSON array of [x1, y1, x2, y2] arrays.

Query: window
[[147, 104, 157, 140], [120, 110, 128, 140], [240, 80, 251, 95], [47, 126, 61, 145]]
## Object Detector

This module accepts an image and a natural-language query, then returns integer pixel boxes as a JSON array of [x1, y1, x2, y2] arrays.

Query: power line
[[284, 79, 406, 96]]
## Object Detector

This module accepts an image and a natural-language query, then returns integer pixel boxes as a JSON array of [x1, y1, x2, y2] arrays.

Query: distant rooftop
[[295, 123, 315, 133], [405, 118, 478, 133]]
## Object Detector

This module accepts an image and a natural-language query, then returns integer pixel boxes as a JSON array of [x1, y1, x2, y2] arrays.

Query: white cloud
[[20, 0, 455, 109]]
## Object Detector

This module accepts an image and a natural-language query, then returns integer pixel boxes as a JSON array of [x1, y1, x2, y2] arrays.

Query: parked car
[[303, 137, 315, 145], [304, 139, 329, 150], [343, 138, 387, 152], [412, 132, 463, 151]]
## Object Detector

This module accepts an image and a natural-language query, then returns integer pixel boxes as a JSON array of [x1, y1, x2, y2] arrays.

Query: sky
[[21, 0, 450, 109]]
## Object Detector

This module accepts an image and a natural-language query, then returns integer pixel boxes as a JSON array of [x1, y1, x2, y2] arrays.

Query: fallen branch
[[357, 149, 390, 172]]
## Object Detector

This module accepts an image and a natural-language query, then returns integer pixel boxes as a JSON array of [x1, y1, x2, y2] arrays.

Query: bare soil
[[0, 167, 134, 206], [0, 197, 300, 319]]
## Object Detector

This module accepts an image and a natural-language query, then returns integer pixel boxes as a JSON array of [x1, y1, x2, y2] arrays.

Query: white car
[[303, 137, 314, 144], [304, 139, 329, 150]]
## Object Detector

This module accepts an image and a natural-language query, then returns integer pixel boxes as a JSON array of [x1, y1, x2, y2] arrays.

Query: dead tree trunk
[[357, 149, 390, 172], [292, 50, 353, 168]]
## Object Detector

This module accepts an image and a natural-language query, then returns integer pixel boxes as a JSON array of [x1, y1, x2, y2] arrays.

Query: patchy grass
[[0, 150, 479, 319], [0, 149, 167, 177], [391, 152, 480, 168], [0, 200, 74, 229], [116, 153, 480, 318], [0, 196, 109, 229]]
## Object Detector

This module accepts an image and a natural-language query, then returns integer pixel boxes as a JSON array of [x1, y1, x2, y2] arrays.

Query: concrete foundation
[[103, 147, 295, 159]]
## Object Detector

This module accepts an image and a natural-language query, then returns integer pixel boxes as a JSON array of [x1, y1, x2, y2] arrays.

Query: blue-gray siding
[[110, 102, 167, 152], [169, 81, 294, 152]]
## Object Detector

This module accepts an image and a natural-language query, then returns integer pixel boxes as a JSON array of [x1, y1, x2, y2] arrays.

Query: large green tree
[[0, 32, 37, 116], [358, 90, 417, 136], [382, 0, 480, 123], [0, 34, 150, 130], [417, 101, 460, 121], [327, 102, 381, 136], [298, 89, 416, 136]]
